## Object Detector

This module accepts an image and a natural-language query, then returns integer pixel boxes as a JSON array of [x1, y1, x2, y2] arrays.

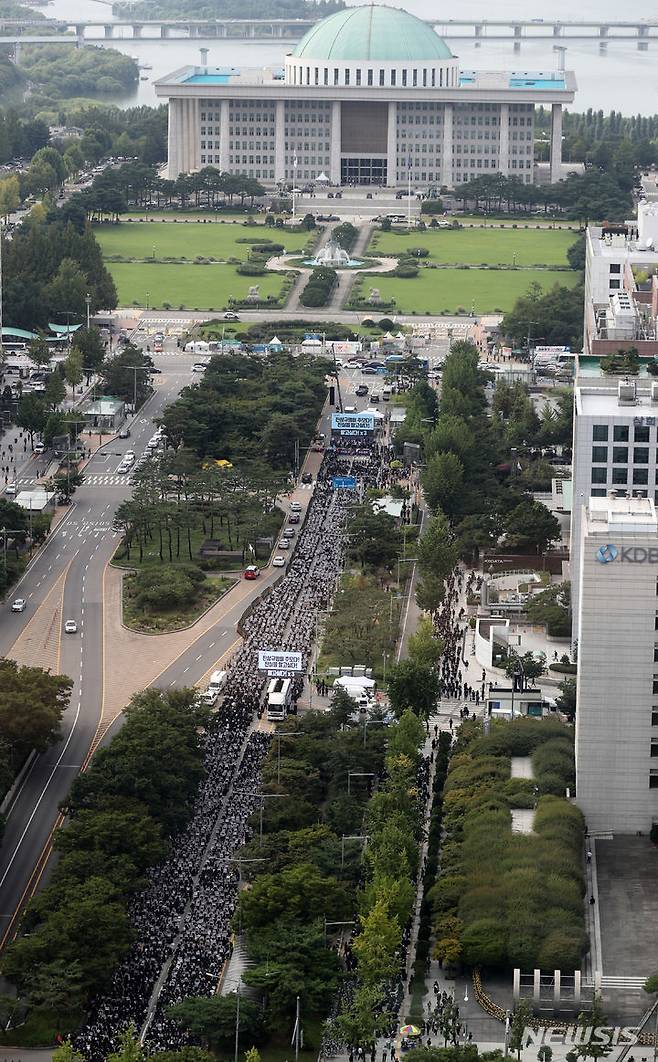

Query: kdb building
[[576, 493, 658, 833], [155, 4, 575, 187]]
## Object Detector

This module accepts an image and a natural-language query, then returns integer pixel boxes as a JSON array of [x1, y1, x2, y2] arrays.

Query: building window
[[593, 425, 609, 442], [650, 771, 658, 788], [592, 467, 607, 484], [391, 69, 397, 85], [610, 263, 621, 273], [614, 425, 629, 442], [334, 68, 339, 85], [324, 68, 329, 85], [612, 446, 628, 463], [379, 69, 385, 86], [610, 280, 621, 290], [635, 447, 650, 464], [653, 709, 658, 724], [591, 488, 606, 497], [634, 468, 649, 485], [592, 446, 608, 463], [636, 425, 651, 443], [367, 69, 373, 86], [345, 69, 350, 85], [612, 467, 628, 484], [356, 68, 361, 85], [412, 68, 418, 86], [402, 68, 407, 86], [653, 678, 658, 695]]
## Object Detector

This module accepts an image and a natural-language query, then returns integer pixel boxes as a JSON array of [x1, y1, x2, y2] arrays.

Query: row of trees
[[430, 717, 586, 973], [1, 206, 117, 330], [394, 343, 563, 577], [160, 350, 330, 471], [2, 689, 208, 1015], [451, 168, 633, 222], [76, 163, 267, 220]]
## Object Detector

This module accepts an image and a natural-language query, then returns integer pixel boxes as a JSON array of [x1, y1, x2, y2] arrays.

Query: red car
[[244, 565, 260, 580]]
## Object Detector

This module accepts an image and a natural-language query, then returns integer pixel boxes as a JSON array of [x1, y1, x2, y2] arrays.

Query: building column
[[550, 102, 563, 183], [219, 98, 230, 172], [183, 99, 193, 173], [189, 98, 201, 171], [498, 102, 509, 175], [330, 100, 341, 185], [440, 102, 453, 189], [167, 98, 183, 178], [274, 99, 285, 183], [386, 100, 397, 187]]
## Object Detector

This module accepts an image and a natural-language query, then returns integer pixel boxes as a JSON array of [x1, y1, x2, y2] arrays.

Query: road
[[0, 343, 356, 944], [0, 351, 197, 943]]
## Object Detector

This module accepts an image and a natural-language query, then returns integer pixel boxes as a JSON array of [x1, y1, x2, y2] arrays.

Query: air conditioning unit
[[618, 378, 637, 404]]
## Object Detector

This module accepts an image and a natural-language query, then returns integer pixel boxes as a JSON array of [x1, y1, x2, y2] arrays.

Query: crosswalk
[[81, 474, 131, 486]]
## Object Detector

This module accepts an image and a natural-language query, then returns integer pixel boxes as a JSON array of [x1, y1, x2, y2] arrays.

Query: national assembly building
[[155, 4, 576, 189]]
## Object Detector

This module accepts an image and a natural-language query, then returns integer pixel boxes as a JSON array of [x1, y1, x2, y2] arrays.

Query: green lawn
[[370, 225, 575, 266], [354, 268, 580, 314], [95, 220, 312, 261], [106, 261, 291, 310]]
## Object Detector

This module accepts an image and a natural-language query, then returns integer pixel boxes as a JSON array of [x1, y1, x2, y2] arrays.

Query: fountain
[[306, 237, 362, 268]]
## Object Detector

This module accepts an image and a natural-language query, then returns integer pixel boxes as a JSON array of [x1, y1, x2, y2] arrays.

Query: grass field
[[355, 268, 580, 314], [106, 261, 290, 309], [95, 221, 311, 261], [370, 226, 575, 266]]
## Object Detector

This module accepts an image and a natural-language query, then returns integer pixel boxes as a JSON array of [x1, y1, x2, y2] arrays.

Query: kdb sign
[[596, 543, 658, 564]]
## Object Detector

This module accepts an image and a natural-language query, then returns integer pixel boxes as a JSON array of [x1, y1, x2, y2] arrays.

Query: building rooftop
[[587, 494, 658, 534], [576, 379, 658, 416], [291, 5, 453, 62]]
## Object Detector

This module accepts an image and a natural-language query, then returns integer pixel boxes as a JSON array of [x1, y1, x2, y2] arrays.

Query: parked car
[[272, 555, 286, 567], [288, 513, 301, 524], [243, 565, 260, 580], [301, 472, 313, 484], [290, 502, 302, 513], [278, 539, 290, 550]]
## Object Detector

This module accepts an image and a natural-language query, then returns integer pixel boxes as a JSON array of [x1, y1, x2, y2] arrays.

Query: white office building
[[575, 493, 658, 833], [154, 4, 576, 187], [571, 377, 658, 624]]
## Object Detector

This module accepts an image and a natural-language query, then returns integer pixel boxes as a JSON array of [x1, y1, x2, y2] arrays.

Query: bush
[[394, 263, 419, 278], [132, 564, 206, 613], [237, 262, 266, 276]]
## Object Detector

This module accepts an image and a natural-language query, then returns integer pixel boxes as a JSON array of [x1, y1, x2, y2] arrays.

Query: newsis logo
[[595, 543, 658, 564], [523, 1026, 640, 1048]]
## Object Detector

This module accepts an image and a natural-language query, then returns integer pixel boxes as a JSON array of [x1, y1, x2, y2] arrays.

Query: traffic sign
[[332, 476, 357, 489]]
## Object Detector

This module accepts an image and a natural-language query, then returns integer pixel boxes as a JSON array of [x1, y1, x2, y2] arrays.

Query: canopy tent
[[316, 172, 330, 182]]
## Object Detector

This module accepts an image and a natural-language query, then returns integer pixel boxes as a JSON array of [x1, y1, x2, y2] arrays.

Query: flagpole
[[407, 156, 412, 230], [293, 155, 298, 225]]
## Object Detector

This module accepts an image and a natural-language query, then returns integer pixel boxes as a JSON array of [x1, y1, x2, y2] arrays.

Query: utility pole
[[0, 220, 4, 371], [294, 995, 301, 1062], [234, 983, 241, 1062], [85, 291, 91, 331]]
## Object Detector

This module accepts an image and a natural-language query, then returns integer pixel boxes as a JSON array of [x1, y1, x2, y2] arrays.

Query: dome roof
[[292, 5, 454, 63]]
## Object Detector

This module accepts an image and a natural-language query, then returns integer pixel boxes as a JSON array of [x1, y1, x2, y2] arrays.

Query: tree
[[347, 506, 403, 570], [168, 995, 263, 1052], [557, 678, 576, 720], [509, 1000, 534, 1060], [106, 1024, 144, 1062], [52, 1040, 85, 1062], [386, 659, 441, 722], [64, 347, 84, 395], [27, 337, 52, 368], [504, 499, 561, 554], [423, 451, 464, 517], [24, 959, 85, 1021], [238, 863, 350, 933], [44, 370, 67, 411], [644, 973, 658, 994], [504, 651, 547, 686], [0, 175, 19, 220], [75, 326, 106, 377], [0, 659, 72, 768], [407, 616, 444, 669], [45, 258, 89, 322], [576, 996, 612, 1061], [526, 582, 571, 637], [352, 897, 401, 983], [100, 344, 152, 409], [244, 923, 340, 1027]]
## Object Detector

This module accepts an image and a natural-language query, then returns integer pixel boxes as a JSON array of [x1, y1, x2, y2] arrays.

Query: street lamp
[[85, 291, 91, 330]]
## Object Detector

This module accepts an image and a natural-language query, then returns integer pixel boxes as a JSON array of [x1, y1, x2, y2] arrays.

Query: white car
[[201, 688, 218, 706], [11, 598, 25, 612], [290, 502, 302, 513], [34, 441, 45, 454], [278, 539, 290, 550], [223, 311, 240, 320], [64, 619, 78, 634], [272, 555, 286, 567]]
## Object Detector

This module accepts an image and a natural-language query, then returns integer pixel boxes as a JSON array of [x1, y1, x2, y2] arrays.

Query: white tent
[[267, 336, 283, 348], [316, 172, 330, 182]]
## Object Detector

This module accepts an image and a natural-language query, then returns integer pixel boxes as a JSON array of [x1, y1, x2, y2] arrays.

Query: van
[[382, 388, 391, 401], [207, 669, 227, 695]]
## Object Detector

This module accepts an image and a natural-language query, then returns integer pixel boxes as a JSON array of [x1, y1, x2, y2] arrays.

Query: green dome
[[292, 5, 454, 63]]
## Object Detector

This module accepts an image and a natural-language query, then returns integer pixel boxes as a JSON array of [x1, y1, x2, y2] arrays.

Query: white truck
[[267, 677, 293, 722]]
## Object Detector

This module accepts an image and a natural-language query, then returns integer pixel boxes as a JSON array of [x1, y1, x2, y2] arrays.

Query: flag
[[407, 154, 413, 170], [293, 154, 298, 168]]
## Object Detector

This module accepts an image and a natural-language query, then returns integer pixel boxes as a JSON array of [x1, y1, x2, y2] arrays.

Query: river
[[43, 0, 658, 114]]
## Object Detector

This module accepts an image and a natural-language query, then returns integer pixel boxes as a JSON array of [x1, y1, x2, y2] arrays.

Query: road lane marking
[[0, 698, 82, 891]]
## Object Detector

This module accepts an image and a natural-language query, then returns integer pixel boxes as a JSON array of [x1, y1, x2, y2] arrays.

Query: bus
[[267, 677, 294, 722]]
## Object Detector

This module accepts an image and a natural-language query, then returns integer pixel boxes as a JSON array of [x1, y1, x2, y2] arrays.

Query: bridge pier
[[474, 23, 483, 38], [188, 23, 197, 37], [132, 23, 142, 37], [104, 24, 113, 38], [513, 23, 522, 38], [552, 23, 562, 36], [638, 24, 649, 49], [599, 39, 608, 53], [12, 40, 20, 63], [599, 24, 609, 36], [513, 39, 521, 52]]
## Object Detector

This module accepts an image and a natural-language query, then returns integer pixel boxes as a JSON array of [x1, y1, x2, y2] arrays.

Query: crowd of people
[[76, 434, 396, 1059]]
